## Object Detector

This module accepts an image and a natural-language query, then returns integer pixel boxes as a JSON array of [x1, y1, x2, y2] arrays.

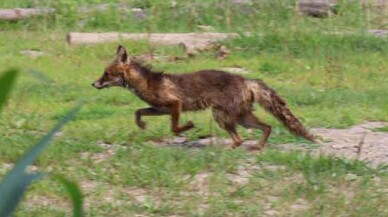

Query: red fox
[[92, 45, 315, 150]]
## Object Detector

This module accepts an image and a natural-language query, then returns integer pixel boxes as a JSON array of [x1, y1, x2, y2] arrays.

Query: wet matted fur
[[92, 45, 315, 150]]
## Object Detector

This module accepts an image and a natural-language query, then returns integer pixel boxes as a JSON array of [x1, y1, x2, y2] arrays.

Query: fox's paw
[[225, 144, 237, 150], [185, 121, 195, 129], [181, 121, 195, 132], [246, 145, 264, 152], [136, 120, 146, 130], [173, 121, 195, 136]]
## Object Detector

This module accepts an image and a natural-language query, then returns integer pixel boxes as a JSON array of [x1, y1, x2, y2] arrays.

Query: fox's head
[[92, 45, 130, 89]]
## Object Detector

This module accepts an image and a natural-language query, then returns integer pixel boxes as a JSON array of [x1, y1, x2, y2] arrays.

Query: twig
[[356, 130, 367, 160]]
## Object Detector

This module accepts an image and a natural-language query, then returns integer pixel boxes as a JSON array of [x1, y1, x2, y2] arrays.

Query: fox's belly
[[180, 89, 254, 113], [182, 97, 212, 111]]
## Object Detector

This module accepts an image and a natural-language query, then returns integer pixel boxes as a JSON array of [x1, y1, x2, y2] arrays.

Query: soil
[[149, 122, 388, 168]]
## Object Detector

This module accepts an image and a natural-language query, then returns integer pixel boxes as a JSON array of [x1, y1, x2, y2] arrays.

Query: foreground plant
[[0, 69, 84, 217]]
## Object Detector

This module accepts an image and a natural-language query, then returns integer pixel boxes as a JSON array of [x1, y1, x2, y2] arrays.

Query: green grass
[[0, 0, 386, 32], [0, 0, 387, 216], [372, 126, 388, 133]]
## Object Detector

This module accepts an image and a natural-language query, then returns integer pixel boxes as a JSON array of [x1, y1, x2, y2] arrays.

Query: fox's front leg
[[135, 107, 169, 129], [170, 101, 194, 135]]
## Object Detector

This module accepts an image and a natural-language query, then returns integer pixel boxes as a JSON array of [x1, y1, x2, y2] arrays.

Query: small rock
[[218, 67, 250, 74], [372, 176, 381, 184], [264, 210, 279, 216], [131, 8, 147, 21], [226, 174, 249, 185], [26, 165, 40, 173], [266, 195, 280, 203], [20, 50, 45, 58], [171, 1, 178, 8], [368, 30, 388, 37], [231, 0, 252, 5], [291, 198, 309, 210], [80, 152, 90, 160], [14, 119, 26, 128], [197, 25, 216, 32], [195, 138, 214, 146], [345, 173, 359, 181], [264, 165, 286, 171], [172, 137, 188, 144], [217, 45, 231, 60], [3, 163, 14, 170], [54, 131, 63, 138]]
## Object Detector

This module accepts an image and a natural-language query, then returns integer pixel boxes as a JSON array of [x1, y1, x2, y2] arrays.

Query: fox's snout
[[92, 75, 122, 89], [92, 80, 107, 89]]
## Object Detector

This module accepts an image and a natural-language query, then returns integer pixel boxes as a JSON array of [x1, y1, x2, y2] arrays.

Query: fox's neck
[[122, 63, 164, 102], [124, 70, 148, 91]]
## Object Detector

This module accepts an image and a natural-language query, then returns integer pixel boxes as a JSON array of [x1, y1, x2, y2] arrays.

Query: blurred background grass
[[0, 0, 386, 32]]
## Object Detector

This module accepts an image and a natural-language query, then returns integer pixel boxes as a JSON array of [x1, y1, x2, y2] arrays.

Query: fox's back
[[167, 70, 251, 111]]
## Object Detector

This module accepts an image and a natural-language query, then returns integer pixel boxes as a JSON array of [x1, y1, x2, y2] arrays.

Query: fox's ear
[[116, 45, 129, 64]]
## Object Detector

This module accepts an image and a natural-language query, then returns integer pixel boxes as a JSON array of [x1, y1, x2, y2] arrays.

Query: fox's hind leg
[[238, 112, 271, 151], [212, 108, 243, 149]]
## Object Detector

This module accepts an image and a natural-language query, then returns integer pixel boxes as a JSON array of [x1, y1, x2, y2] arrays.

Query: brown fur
[[92, 45, 315, 150]]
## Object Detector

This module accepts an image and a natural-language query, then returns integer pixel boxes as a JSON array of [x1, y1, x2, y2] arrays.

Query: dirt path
[[310, 122, 388, 167], [150, 122, 388, 167]]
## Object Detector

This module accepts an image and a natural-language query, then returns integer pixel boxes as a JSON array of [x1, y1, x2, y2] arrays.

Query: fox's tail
[[246, 79, 316, 142]]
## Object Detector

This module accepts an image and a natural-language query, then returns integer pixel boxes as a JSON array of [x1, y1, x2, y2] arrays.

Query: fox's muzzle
[[92, 81, 109, 89], [92, 75, 124, 89]]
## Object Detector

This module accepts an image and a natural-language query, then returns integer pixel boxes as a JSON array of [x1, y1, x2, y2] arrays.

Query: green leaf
[[54, 175, 83, 217], [0, 173, 46, 217], [0, 69, 18, 112], [11, 103, 82, 175], [0, 104, 82, 216]]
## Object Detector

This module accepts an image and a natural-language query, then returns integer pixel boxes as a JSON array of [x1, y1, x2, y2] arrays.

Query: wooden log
[[368, 29, 388, 37], [66, 32, 239, 46], [0, 8, 55, 20], [77, 4, 146, 20], [298, 0, 337, 17], [66, 30, 385, 48], [0, 4, 145, 21], [298, 0, 388, 17]]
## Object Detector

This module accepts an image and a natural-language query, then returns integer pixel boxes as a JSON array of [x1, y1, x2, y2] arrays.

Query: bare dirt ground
[[150, 122, 388, 168], [6, 122, 386, 216], [307, 122, 388, 167]]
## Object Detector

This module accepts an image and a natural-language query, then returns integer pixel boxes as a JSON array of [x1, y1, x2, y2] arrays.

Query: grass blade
[[0, 69, 18, 112], [13, 103, 82, 174], [0, 104, 82, 216], [0, 172, 46, 217], [54, 175, 84, 217]]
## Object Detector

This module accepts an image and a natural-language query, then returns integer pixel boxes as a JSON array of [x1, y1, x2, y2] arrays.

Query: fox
[[92, 45, 316, 150]]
